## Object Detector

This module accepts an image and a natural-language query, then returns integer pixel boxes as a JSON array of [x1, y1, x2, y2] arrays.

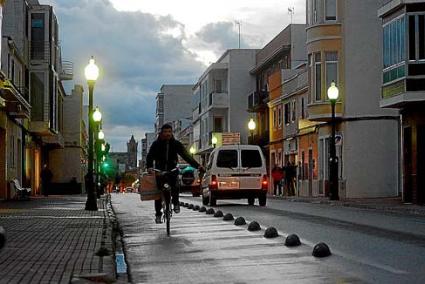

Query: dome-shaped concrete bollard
[[312, 242, 331, 258], [194, 205, 200, 211], [234, 217, 246, 226], [264, 227, 278, 238], [285, 234, 301, 247], [248, 221, 261, 231], [213, 210, 223, 217], [184, 203, 189, 207], [179, 201, 184, 206], [206, 208, 215, 215], [199, 206, 207, 212], [223, 213, 234, 221], [188, 204, 194, 209]]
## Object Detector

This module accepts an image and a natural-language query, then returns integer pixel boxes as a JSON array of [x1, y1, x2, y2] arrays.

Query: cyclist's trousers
[[154, 175, 178, 216]]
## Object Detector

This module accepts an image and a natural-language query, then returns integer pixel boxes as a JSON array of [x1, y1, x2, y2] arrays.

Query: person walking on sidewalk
[[147, 124, 205, 224], [271, 165, 283, 196], [40, 164, 53, 197]]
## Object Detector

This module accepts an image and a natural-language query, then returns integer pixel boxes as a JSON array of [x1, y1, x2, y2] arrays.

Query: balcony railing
[[248, 90, 268, 111], [60, 60, 73, 81]]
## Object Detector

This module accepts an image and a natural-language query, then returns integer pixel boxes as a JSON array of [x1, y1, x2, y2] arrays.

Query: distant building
[[110, 135, 138, 173], [140, 132, 156, 171], [155, 84, 194, 134]]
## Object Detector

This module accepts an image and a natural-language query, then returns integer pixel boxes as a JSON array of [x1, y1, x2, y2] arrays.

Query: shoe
[[173, 203, 180, 214], [155, 215, 162, 224]]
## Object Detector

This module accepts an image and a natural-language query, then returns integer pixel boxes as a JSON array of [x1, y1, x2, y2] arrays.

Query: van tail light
[[261, 175, 268, 190], [210, 175, 218, 190]]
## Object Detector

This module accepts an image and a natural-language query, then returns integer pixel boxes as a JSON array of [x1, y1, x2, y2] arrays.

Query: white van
[[201, 145, 268, 206]]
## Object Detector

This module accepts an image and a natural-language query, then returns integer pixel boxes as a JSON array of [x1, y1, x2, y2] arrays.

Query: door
[[215, 148, 239, 190], [417, 126, 425, 204], [403, 127, 413, 203], [239, 148, 264, 190]]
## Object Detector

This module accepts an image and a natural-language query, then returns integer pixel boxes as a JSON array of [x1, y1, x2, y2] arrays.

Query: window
[[325, 52, 338, 93], [278, 106, 282, 127], [284, 103, 290, 124], [325, 0, 336, 21], [217, 150, 238, 168], [214, 117, 223, 132], [383, 16, 406, 83], [214, 80, 222, 93], [241, 150, 262, 168], [291, 100, 296, 122], [314, 53, 322, 101], [408, 15, 425, 61]]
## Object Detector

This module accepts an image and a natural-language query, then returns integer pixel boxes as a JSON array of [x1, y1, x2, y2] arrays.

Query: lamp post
[[248, 118, 256, 144], [85, 57, 99, 211], [189, 146, 196, 157], [93, 107, 102, 198], [211, 136, 218, 148], [327, 81, 339, 200]]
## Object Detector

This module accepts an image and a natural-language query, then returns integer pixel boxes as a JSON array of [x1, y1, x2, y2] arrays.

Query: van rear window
[[216, 150, 238, 168], [241, 150, 262, 168]]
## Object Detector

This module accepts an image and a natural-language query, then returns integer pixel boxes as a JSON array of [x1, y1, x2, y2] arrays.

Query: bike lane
[[110, 194, 376, 284]]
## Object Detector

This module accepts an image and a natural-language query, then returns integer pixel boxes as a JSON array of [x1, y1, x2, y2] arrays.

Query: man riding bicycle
[[146, 124, 204, 224]]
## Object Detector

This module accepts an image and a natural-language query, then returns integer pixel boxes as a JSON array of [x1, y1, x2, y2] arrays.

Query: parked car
[[201, 145, 268, 206], [177, 164, 201, 197]]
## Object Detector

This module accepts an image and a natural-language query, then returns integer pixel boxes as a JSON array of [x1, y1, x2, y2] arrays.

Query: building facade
[[378, 0, 425, 204], [306, 0, 399, 198], [193, 49, 257, 164]]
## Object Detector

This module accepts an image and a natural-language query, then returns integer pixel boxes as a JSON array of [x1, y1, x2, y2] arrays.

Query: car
[[177, 164, 201, 197], [125, 187, 135, 193], [201, 144, 268, 206]]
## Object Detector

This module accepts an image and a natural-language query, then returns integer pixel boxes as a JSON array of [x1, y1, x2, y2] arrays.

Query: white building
[[155, 84, 194, 134], [192, 49, 257, 164]]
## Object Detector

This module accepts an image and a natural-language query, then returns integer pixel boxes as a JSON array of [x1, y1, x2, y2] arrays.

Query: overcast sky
[[39, 0, 305, 154]]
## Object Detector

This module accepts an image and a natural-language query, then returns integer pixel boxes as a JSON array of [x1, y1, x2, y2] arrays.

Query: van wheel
[[202, 194, 209, 205], [209, 194, 217, 206], [248, 197, 255, 206], [258, 194, 267, 206]]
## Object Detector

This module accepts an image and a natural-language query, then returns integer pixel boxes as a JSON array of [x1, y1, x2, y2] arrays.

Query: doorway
[[417, 125, 425, 204], [403, 127, 413, 203]]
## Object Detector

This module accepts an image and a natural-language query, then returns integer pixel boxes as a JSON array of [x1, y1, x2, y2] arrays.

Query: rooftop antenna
[[235, 20, 241, 49], [288, 7, 295, 24]]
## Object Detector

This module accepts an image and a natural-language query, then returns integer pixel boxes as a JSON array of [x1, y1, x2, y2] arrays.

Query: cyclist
[[147, 124, 204, 224]]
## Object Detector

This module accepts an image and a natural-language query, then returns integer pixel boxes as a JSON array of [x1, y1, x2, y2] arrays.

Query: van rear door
[[215, 149, 240, 190], [239, 148, 264, 189]]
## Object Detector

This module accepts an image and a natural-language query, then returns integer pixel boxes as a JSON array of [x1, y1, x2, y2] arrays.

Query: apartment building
[[193, 49, 257, 164], [154, 84, 194, 134], [306, 0, 399, 198], [140, 132, 156, 171], [378, 0, 425, 204]]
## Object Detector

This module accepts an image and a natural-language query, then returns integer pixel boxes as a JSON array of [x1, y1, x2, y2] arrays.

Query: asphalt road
[[181, 195, 425, 284], [112, 193, 425, 283]]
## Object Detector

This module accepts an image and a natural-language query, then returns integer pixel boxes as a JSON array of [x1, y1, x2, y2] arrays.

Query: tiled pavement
[[0, 196, 115, 284]]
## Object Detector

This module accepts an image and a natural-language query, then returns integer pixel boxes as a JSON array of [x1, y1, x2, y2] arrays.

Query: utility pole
[[288, 7, 294, 24], [235, 21, 241, 49]]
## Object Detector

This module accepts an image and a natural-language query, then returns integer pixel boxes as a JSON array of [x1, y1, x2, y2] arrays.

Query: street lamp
[[327, 81, 339, 200], [84, 56, 99, 211], [98, 129, 105, 140], [248, 118, 256, 144], [211, 136, 218, 148], [189, 145, 196, 157], [93, 106, 102, 122]]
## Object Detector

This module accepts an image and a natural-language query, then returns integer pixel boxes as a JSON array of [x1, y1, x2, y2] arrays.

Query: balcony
[[30, 41, 53, 62], [251, 130, 270, 148], [0, 79, 31, 119], [247, 90, 269, 112], [307, 101, 343, 122], [207, 92, 229, 110], [59, 60, 73, 81]]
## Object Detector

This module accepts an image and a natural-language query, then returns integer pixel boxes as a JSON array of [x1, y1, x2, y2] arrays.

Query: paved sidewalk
[[0, 195, 115, 284], [270, 195, 425, 216]]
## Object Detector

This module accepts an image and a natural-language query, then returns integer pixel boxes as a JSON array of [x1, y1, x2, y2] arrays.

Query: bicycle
[[153, 168, 178, 236]]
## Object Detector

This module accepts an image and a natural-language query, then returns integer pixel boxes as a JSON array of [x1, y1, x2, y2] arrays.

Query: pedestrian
[[40, 164, 53, 197], [271, 165, 283, 196]]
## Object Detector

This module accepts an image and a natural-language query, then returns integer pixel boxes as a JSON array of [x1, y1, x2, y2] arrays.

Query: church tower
[[127, 135, 138, 169]]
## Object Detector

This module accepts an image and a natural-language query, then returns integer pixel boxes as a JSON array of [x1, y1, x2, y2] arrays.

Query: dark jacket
[[146, 137, 200, 171]]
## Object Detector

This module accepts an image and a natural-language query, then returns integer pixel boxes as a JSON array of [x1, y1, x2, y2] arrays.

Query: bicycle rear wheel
[[164, 190, 171, 236]]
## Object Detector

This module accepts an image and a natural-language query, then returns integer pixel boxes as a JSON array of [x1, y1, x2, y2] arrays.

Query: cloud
[[41, 0, 205, 152]]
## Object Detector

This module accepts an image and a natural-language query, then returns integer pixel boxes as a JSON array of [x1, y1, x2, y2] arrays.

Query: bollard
[[234, 217, 246, 226], [206, 208, 215, 215], [312, 242, 331, 258], [199, 206, 207, 212], [285, 234, 301, 247], [188, 204, 194, 209], [194, 205, 200, 211], [223, 213, 234, 221], [213, 210, 223, 217], [264, 227, 278, 238], [247, 221, 261, 231]]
